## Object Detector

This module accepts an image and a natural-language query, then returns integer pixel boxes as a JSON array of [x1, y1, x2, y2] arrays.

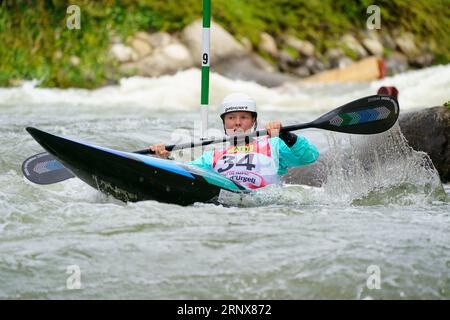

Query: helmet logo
[[224, 106, 249, 113]]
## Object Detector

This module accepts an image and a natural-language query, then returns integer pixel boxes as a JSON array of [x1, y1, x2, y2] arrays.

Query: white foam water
[[0, 64, 449, 299], [321, 123, 446, 206]]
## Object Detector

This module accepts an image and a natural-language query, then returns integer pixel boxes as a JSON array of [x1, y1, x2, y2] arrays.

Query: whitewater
[[0, 64, 449, 299]]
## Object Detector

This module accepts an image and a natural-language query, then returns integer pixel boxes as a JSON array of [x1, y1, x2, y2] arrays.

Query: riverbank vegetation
[[1, 0, 449, 88]]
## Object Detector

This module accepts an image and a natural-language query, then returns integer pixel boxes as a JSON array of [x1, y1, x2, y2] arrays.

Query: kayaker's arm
[[188, 150, 213, 170], [279, 131, 298, 147], [275, 135, 319, 175], [266, 121, 318, 164]]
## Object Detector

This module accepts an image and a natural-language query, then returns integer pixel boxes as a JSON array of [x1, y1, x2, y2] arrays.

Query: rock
[[133, 31, 154, 44], [326, 48, 345, 59], [305, 57, 326, 74], [213, 55, 295, 88], [362, 38, 384, 56], [283, 36, 315, 57], [181, 20, 246, 67], [110, 43, 138, 62], [325, 48, 345, 68], [292, 66, 310, 77], [129, 37, 152, 58], [120, 41, 193, 77], [258, 32, 279, 58], [162, 43, 192, 62], [278, 51, 296, 66], [283, 153, 329, 187], [179, 19, 296, 87], [248, 54, 276, 73], [411, 53, 434, 68], [380, 32, 396, 50], [398, 106, 450, 182], [394, 32, 420, 59], [385, 52, 409, 75], [341, 34, 368, 58], [278, 51, 297, 72], [239, 37, 253, 52], [148, 32, 172, 48]]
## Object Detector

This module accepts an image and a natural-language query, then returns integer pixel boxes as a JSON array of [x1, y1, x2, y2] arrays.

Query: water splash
[[321, 122, 446, 205], [217, 184, 318, 207]]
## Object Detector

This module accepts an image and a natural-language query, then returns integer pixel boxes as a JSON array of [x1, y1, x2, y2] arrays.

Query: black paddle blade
[[22, 152, 75, 185], [312, 95, 399, 134]]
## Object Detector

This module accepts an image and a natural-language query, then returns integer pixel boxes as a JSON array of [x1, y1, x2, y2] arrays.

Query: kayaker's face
[[223, 112, 256, 135]]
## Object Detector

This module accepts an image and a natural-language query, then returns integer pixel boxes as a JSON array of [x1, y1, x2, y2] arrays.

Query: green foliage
[[342, 46, 359, 61], [282, 46, 300, 60], [1, 0, 449, 88]]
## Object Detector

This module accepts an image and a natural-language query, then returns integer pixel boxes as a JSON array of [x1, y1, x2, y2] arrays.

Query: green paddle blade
[[311, 95, 399, 134]]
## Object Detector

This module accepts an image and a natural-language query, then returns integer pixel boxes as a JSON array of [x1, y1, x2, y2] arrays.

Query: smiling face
[[223, 111, 256, 135]]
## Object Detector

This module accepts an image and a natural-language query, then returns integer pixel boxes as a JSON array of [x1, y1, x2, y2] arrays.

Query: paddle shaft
[[135, 94, 398, 155], [133, 123, 310, 155]]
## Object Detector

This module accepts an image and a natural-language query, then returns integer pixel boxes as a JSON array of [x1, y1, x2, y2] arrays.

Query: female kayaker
[[150, 92, 319, 189]]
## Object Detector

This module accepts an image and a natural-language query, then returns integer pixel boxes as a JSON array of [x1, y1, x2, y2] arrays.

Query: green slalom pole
[[200, 0, 211, 140]]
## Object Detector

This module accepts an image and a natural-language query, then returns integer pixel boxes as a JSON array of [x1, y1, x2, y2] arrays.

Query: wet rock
[[283, 154, 328, 187], [399, 106, 450, 182]]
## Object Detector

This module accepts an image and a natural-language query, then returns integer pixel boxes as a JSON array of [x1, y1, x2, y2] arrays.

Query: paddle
[[22, 94, 399, 185]]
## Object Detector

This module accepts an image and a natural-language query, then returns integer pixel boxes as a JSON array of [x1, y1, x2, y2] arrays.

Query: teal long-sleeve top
[[189, 135, 319, 175]]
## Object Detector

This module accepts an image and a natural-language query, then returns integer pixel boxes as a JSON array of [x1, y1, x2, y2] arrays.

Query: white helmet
[[219, 93, 257, 120]]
